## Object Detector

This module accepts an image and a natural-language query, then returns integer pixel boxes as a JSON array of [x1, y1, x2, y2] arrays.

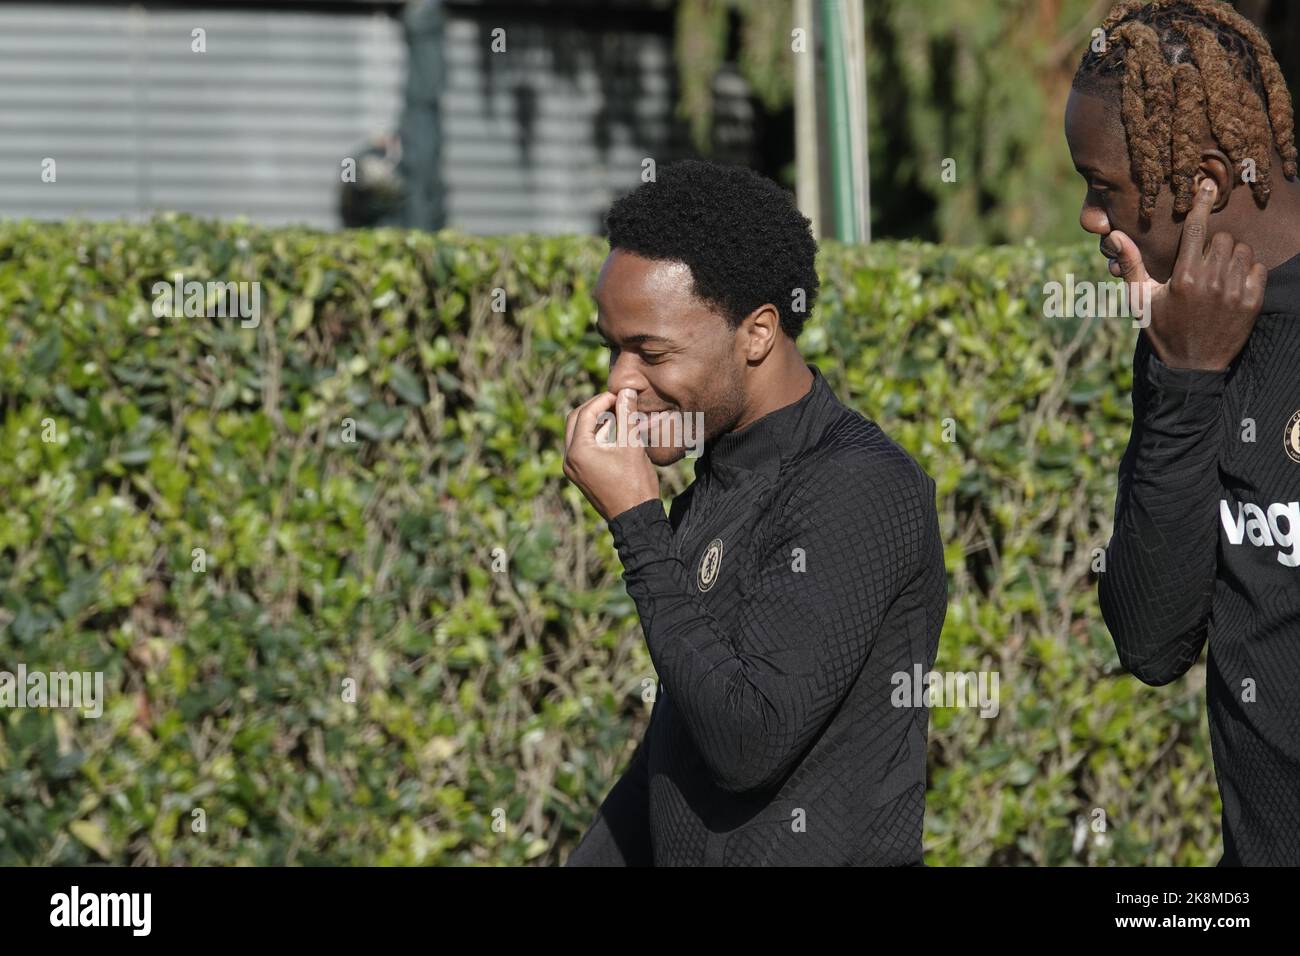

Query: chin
[[645, 445, 687, 467]]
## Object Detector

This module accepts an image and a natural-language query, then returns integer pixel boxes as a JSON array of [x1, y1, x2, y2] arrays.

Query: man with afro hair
[[562, 159, 946, 866]]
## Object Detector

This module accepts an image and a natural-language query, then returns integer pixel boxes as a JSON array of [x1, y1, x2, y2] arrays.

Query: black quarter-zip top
[[567, 363, 948, 866]]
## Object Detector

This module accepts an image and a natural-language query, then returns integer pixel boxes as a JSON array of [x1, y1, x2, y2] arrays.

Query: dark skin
[[562, 248, 814, 521], [1064, 86, 1300, 370]]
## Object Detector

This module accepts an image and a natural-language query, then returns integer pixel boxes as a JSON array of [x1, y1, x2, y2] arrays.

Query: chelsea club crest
[[1286, 410, 1300, 464], [697, 538, 723, 592]]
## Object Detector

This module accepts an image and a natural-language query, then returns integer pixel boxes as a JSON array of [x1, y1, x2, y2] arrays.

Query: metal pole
[[842, 0, 870, 242], [794, 0, 822, 238], [820, 0, 856, 242]]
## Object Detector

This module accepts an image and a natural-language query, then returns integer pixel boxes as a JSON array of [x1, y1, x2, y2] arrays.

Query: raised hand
[[563, 387, 660, 521], [1105, 179, 1268, 371]]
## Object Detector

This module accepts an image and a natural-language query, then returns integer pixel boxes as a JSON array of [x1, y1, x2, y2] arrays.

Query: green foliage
[[0, 217, 1218, 865], [861, 0, 1103, 244], [672, 1, 1294, 246], [672, 0, 1107, 243], [675, 0, 796, 152]]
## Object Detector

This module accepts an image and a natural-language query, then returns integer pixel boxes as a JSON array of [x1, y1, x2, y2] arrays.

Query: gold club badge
[[1287, 410, 1300, 464], [697, 538, 724, 592]]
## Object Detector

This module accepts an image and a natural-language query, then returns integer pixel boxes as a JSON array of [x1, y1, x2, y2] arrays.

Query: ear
[[738, 303, 782, 362], [1195, 149, 1234, 212]]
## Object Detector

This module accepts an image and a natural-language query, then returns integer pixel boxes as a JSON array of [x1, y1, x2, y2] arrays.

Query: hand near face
[[1105, 179, 1268, 371], [563, 387, 661, 521]]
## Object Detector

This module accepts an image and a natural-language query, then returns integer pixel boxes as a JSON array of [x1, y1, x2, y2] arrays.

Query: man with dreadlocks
[[1066, 0, 1300, 865]]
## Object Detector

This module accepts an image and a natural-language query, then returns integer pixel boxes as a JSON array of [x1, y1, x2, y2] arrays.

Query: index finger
[[1175, 178, 1217, 274], [574, 391, 618, 443], [565, 405, 578, 453], [565, 393, 605, 452], [564, 395, 603, 455]]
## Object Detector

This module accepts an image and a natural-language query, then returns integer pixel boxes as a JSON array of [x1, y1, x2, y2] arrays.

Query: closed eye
[[601, 339, 666, 364]]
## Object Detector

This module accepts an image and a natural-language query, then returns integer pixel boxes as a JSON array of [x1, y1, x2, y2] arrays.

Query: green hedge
[[0, 215, 1219, 865]]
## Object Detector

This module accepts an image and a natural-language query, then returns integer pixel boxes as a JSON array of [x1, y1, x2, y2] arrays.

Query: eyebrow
[[594, 321, 674, 347]]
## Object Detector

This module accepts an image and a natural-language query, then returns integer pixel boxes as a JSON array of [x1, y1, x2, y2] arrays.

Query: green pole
[[820, 0, 856, 242], [400, 0, 447, 230]]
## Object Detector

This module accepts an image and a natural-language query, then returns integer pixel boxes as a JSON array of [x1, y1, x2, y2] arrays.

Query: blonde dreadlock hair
[[1074, 0, 1298, 221]]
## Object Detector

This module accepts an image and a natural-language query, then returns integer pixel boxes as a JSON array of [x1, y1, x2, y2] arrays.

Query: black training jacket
[[567, 363, 947, 866], [1099, 250, 1300, 865]]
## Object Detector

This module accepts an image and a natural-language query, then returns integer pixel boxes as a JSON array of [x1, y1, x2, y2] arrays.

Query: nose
[[1079, 201, 1109, 236], [606, 352, 647, 398]]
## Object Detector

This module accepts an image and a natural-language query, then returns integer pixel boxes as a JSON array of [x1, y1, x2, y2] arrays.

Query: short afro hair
[[604, 160, 820, 341]]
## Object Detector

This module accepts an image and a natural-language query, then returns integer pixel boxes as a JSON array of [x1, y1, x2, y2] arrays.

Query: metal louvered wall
[[0, 1, 749, 234], [436, 6, 698, 235], [0, 3, 406, 229]]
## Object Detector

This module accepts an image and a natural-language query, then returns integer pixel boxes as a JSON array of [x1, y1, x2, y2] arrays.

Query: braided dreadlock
[[1074, 0, 1298, 221]]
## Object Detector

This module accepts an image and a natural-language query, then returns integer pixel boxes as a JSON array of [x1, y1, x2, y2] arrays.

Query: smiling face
[[593, 248, 747, 466], [1064, 86, 1191, 283]]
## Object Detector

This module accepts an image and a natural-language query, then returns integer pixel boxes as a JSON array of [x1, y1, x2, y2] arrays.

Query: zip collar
[[698, 363, 837, 480]]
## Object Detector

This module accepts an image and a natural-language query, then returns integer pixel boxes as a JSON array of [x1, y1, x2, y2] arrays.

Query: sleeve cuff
[[1145, 352, 1228, 397], [607, 498, 673, 574]]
